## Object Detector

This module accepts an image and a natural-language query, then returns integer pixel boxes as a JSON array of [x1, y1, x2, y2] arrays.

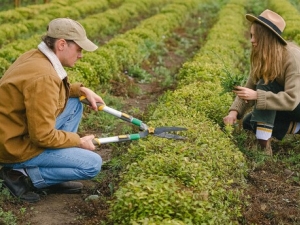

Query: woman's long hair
[[250, 22, 286, 84]]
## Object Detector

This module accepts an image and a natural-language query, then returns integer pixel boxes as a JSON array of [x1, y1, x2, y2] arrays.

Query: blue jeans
[[9, 98, 102, 188]]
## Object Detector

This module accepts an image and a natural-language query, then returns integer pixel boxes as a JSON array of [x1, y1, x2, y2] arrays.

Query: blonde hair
[[250, 22, 286, 84]]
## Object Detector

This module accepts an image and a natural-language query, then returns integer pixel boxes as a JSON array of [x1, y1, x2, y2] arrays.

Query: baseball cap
[[47, 18, 98, 51]]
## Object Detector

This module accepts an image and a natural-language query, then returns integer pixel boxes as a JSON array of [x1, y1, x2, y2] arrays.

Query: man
[[0, 18, 103, 202]]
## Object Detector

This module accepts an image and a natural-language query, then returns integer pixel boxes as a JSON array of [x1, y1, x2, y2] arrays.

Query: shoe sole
[[2, 182, 40, 203], [38, 187, 82, 194]]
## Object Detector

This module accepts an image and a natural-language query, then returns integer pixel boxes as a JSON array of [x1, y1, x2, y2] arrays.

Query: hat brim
[[74, 38, 98, 52], [246, 14, 287, 45]]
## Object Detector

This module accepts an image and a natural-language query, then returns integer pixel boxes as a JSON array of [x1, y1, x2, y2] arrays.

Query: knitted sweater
[[230, 43, 300, 119]]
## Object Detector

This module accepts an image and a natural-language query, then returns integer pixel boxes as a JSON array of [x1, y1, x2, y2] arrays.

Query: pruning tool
[[79, 96, 187, 145]]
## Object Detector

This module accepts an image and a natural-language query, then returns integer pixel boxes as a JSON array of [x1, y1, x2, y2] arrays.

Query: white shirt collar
[[38, 41, 67, 80]]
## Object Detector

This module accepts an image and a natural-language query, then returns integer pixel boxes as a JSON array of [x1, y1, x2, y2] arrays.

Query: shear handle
[[80, 96, 105, 111], [79, 96, 145, 128]]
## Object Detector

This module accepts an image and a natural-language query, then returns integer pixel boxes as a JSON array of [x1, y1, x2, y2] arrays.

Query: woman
[[223, 9, 300, 156]]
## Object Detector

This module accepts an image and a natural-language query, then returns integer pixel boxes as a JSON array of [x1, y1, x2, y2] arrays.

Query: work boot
[[257, 138, 273, 156], [39, 181, 83, 194], [0, 167, 40, 203]]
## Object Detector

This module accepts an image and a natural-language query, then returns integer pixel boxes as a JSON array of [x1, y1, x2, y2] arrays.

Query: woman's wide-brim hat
[[246, 9, 287, 45]]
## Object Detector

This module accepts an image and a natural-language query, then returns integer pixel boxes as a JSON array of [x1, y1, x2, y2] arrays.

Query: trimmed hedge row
[[0, 0, 110, 47], [176, 2, 248, 87], [79, 0, 173, 38], [175, 0, 249, 124], [107, 0, 249, 224], [0, 0, 172, 77], [268, 0, 300, 45], [112, 90, 245, 224], [67, 0, 200, 88], [0, 0, 81, 24]]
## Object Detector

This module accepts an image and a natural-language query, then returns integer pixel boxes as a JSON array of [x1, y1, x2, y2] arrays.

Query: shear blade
[[155, 133, 186, 140], [154, 127, 187, 133], [139, 130, 149, 138]]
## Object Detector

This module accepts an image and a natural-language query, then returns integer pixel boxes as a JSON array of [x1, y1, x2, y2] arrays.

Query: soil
[[240, 137, 300, 225], [242, 161, 300, 224]]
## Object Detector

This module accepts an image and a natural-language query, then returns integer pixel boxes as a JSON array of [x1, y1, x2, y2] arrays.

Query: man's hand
[[80, 87, 105, 111], [79, 135, 96, 150]]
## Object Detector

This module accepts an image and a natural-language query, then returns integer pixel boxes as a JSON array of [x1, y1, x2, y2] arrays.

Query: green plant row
[[0, 0, 112, 47], [67, 0, 201, 89], [176, 1, 249, 88], [268, 0, 300, 45], [111, 86, 246, 224], [0, 0, 81, 24], [289, 0, 300, 12], [0, 0, 172, 76], [78, 0, 173, 41], [106, 0, 249, 224], [175, 0, 249, 124]]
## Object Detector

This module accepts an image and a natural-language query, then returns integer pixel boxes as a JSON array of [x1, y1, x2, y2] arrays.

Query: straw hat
[[246, 9, 287, 45]]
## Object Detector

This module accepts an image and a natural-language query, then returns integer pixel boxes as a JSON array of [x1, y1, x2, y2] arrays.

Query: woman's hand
[[79, 135, 96, 150], [80, 87, 105, 111], [223, 111, 238, 125], [233, 86, 258, 102]]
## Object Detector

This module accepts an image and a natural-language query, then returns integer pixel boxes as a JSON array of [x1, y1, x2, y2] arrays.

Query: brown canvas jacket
[[0, 49, 82, 163]]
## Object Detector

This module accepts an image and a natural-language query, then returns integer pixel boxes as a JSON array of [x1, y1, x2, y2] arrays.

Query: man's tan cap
[[47, 18, 98, 51]]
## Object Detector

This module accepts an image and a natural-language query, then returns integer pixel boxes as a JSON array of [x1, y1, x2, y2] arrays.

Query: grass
[[0, 182, 18, 224], [79, 92, 135, 135]]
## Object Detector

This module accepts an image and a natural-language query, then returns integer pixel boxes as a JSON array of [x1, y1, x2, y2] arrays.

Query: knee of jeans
[[84, 154, 102, 179]]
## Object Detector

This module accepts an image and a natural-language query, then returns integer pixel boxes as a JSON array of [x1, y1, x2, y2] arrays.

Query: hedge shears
[[80, 96, 187, 145]]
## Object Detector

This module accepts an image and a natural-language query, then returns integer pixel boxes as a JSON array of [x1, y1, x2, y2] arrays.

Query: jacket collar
[[38, 41, 67, 80]]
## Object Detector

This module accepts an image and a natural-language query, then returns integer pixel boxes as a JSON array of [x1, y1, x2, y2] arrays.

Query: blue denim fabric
[[10, 98, 102, 188]]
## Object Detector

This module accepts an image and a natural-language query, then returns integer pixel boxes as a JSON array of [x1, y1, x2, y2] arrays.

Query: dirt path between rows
[[25, 194, 81, 224]]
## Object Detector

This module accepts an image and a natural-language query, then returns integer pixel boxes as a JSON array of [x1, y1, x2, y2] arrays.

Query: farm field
[[0, 0, 299, 224]]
